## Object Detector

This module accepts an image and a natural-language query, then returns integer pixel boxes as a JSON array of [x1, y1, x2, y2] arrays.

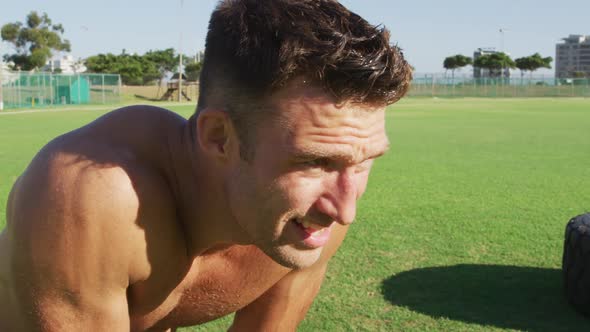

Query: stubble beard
[[254, 212, 324, 269], [244, 208, 322, 269], [230, 163, 322, 269], [261, 243, 323, 269]]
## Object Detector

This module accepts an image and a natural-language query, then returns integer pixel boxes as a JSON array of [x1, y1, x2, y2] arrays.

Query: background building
[[43, 55, 87, 74], [555, 35, 590, 78]]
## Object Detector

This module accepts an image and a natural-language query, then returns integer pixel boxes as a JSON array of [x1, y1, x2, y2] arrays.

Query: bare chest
[[128, 245, 290, 331]]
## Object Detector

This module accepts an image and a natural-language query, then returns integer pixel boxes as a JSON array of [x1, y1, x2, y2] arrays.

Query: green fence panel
[[1, 71, 120, 110]]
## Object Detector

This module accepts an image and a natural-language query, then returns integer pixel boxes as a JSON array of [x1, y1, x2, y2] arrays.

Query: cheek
[[278, 174, 325, 207]]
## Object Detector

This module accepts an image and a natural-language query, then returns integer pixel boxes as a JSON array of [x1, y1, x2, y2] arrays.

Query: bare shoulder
[[8, 104, 185, 235], [5, 117, 183, 283], [0, 129, 176, 328], [5, 103, 192, 284]]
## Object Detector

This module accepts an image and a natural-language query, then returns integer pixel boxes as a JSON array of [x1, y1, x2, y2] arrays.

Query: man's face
[[225, 84, 389, 269]]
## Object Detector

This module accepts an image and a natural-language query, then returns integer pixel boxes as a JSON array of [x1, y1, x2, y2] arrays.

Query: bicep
[[6, 169, 133, 331], [14, 286, 130, 331], [9, 229, 131, 331], [9, 222, 131, 330]]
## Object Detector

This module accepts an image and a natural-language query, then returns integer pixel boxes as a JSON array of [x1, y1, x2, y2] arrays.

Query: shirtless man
[[0, 0, 412, 330]]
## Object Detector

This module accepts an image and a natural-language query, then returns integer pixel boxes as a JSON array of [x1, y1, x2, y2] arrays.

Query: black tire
[[563, 213, 590, 316]]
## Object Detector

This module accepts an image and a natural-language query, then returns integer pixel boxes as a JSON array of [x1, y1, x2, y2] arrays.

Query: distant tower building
[[473, 48, 510, 78], [555, 35, 590, 78]]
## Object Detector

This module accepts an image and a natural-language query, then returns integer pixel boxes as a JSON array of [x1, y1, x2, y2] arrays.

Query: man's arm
[[5, 156, 138, 331], [229, 224, 349, 331]]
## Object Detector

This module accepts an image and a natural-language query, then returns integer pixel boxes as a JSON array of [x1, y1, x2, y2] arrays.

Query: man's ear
[[196, 110, 237, 161]]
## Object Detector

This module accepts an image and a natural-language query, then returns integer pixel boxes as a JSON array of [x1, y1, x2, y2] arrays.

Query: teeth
[[308, 223, 323, 231], [294, 219, 326, 233]]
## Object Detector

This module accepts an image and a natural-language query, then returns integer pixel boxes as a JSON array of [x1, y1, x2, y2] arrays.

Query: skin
[[0, 82, 389, 331]]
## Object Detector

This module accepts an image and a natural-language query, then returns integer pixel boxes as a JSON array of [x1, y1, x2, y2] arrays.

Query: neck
[[164, 114, 251, 257]]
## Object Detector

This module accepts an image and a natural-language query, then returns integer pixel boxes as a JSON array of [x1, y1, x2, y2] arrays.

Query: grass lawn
[[1, 98, 590, 331]]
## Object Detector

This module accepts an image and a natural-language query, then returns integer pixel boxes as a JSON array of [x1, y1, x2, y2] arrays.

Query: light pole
[[178, 0, 184, 102], [0, 43, 4, 111], [499, 28, 507, 53], [0, 65, 4, 111], [499, 28, 509, 79]]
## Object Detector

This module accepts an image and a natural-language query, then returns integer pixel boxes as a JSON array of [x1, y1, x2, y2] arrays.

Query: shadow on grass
[[382, 264, 590, 332]]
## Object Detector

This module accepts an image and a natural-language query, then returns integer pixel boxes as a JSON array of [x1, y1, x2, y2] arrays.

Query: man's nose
[[315, 170, 358, 225]]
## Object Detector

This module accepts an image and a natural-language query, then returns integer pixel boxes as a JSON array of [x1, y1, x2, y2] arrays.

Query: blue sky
[[1, 0, 589, 74]]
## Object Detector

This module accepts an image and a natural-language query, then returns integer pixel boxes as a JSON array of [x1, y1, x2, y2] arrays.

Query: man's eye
[[302, 158, 330, 168]]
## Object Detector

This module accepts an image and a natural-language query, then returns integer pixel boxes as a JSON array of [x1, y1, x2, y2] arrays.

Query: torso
[[0, 106, 293, 331]]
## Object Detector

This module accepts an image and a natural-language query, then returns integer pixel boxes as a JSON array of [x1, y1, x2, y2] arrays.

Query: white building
[[0, 61, 9, 76], [555, 35, 590, 78], [44, 54, 87, 74]]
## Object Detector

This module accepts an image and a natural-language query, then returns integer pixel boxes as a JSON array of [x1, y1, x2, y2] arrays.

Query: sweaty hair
[[196, 0, 412, 158]]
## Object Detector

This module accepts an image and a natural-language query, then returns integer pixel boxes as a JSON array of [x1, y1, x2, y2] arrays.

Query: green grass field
[[1, 98, 590, 331]]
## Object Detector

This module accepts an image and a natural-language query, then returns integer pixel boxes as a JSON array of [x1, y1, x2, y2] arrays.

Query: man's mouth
[[289, 217, 333, 248], [293, 218, 329, 236]]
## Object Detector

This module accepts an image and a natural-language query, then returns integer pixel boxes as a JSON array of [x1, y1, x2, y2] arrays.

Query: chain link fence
[[2, 71, 588, 110], [0, 71, 121, 110], [409, 74, 590, 98]]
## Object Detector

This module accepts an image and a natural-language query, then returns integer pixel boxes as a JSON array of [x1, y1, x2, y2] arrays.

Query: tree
[[515, 53, 552, 79], [473, 52, 515, 78], [85, 53, 119, 73], [184, 61, 202, 81], [514, 57, 531, 79], [85, 50, 166, 85], [571, 71, 587, 78], [86, 53, 138, 85], [1, 11, 71, 70], [144, 48, 177, 84], [443, 54, 472, 80]]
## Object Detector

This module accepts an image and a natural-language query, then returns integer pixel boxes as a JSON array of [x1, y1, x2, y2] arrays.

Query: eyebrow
[[290, 144, 390, 164]]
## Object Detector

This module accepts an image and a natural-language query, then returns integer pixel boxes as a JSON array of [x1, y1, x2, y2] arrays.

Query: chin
[[262, 245, 323, 269]]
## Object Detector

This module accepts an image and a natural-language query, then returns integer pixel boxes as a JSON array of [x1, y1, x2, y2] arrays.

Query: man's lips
[[292, 218, 333, 248], [294, 218, 330, 235]]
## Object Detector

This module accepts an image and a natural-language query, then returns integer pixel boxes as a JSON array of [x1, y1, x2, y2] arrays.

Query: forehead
[[265, 85, 389, 163]]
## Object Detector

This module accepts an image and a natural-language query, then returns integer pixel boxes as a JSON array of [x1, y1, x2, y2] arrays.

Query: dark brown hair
[[197, 0, 412, 156]]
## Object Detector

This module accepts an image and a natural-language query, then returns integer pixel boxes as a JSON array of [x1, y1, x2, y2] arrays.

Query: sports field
[[1, 98, 590, 331]]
